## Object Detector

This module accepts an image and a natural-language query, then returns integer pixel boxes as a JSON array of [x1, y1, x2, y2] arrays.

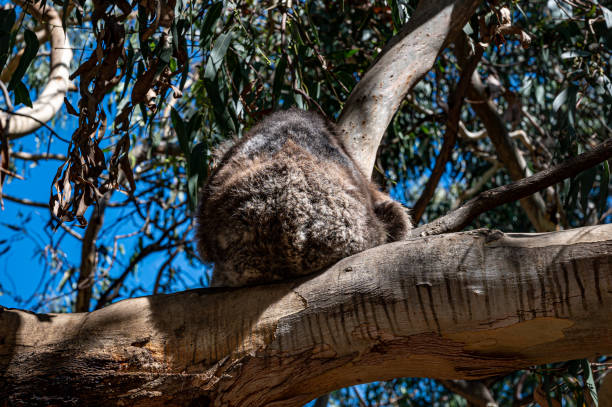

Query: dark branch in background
[[455, 33, 555, 232], [75, 193, 110, 312], [439, 380, 498, 407], [95, 240, 186, 309], [411, 138, 612, 237], [412, 44, 484, 223], [94, 217, 191, 309], [312, 394, 330, 407], [153, 248, 179, 294], [1, 193, 48, 208]]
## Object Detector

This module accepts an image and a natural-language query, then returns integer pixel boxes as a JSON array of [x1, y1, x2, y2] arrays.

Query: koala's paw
[[374, 200, 413, 242]]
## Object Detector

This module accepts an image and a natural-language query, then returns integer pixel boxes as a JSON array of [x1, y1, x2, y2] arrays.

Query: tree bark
[[337, 0, 482, 178], [2, 224, 611, 406]]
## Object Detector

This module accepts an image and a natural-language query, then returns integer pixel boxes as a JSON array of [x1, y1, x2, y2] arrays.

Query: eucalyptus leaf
[[598, 161, 610, 216], [561, 50, 590, 59], [272, 54, 287, 106], [200, 2, 223, 48], [12, 80, 32, 107], [171, 108, 189, 156], [8, 29, 39, 90], [204, 32, 233, 81], [552, 88, 568, 112], [602, 6, 612, 28], [580, 359, 598, 407]]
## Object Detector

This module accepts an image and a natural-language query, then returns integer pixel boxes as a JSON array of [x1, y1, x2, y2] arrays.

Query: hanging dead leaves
[[51, 0, 186, 227]]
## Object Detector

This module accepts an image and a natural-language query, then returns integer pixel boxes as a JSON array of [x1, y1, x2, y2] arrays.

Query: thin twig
[[412, 44, 484, 223], [2, 193, 48, 208], [411, 138, 612, 237], [0, 107, 69, 142], [11, 151, 67, 161], [0, 81, 14, 112]]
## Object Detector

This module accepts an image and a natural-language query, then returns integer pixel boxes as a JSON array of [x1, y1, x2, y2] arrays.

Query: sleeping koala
[[196, 109, 412, 287]]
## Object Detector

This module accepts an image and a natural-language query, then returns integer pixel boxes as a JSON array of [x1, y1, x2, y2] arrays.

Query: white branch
[[0, 0, 72, 138], [337, 0, 482, 177]]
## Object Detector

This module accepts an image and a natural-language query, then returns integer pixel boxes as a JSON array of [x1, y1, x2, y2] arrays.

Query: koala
[[196, 108, 412, 287]]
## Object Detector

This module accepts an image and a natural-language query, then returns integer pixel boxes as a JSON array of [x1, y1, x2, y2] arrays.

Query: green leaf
[[389, 0, 402, 33], [580, 359, 598, 407], [8, 29, 39, 90], [200, 2, 223, 48], [552, 88, 568, 112], [120, 44, 135, 100], [204, 32, 232, 81], [171, 108, 189, 156], [535, 84, 545, 106], [565, 176, 580, 214], [0, 8, 16, 72], [598, 161, 610, 216], [186, 111, 202, 137], [12, 81, 32, 107], [561, 50, 590, 59], [579, 166, 597, 215], [272, 54, 287, 106], [187, 141, 208, 210], [288, 21, 304, 46], [602, 6, 612, 28], [0, 8, 15, 33]]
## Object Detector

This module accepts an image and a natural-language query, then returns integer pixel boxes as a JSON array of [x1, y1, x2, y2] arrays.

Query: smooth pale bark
[[2, 224, 611, 406], [337, 0, 482, 178], [0, 0, 72, 138]]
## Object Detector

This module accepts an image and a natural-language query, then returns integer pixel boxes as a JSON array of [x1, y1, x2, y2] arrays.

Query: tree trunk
[[2, 224, 611, 406]]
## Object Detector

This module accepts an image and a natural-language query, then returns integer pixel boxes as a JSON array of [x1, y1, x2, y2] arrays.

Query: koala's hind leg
[[372, 191, 413, 242]]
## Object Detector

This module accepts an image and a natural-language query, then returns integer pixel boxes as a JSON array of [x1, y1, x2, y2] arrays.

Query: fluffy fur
[[196, 109, 412, 287]]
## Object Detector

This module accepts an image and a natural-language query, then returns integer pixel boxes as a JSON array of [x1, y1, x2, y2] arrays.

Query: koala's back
[[197, 109, 407, 287]]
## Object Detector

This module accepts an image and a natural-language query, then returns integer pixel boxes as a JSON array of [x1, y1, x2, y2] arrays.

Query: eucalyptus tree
[[0, 0, 610, 405]]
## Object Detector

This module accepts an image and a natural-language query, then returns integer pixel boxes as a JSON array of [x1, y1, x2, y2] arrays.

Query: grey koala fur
[[196, 109, 413, 287]]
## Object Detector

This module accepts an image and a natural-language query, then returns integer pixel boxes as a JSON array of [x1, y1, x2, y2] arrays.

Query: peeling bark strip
[[1, 225, 611, 406]]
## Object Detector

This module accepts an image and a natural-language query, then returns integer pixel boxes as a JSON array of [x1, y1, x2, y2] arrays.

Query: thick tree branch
[[1, 225, 611, 406], [337, 0, 482, 178], [411, 138, 612, 237], [0, 0, 72, 138]]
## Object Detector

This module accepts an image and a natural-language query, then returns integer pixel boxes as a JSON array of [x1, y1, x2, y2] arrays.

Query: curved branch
[[1, 224, 611, 406], [337, 0, 482, 178], [0, 0, 72, 138], [412, 138, 612, 237]]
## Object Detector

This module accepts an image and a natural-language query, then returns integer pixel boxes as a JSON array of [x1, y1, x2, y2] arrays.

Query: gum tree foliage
[[0, 0, 610, 405]]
